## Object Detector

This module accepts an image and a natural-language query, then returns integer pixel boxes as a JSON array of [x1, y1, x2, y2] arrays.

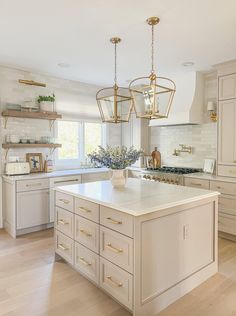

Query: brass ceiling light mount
[[96, 37, 133, 124], [129, 16, 176, 120]]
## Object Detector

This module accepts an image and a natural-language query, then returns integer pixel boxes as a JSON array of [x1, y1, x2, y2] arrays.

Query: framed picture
[[26, 153, 43, 173]]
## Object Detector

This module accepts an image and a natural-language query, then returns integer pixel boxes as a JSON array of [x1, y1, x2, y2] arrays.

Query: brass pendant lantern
[[96, 37, 133, 123], [129, 17, 176, 120]]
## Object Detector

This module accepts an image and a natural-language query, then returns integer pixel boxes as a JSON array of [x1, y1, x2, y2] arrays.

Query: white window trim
[[54, 119, 106, 170]]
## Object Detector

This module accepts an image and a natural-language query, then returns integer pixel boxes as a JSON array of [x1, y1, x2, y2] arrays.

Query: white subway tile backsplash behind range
[[150, 123, 217, 168]]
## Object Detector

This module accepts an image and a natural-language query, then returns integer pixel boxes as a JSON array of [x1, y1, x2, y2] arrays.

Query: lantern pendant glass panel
[[129, 75, 176, 119], [96, 86, 133, 123]]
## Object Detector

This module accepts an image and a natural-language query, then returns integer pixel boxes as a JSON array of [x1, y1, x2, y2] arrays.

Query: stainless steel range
[[141, 166, 201, 185]]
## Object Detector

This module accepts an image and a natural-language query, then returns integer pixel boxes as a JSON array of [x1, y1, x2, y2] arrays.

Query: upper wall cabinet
[[218, 99, 236, 176], [219, 74, 236, 101]]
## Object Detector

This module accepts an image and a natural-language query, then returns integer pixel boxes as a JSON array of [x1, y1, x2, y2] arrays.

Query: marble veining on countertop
[[184, 172, 236, 183], [56, 178, 219, 216], [2, 167, 109, 181]]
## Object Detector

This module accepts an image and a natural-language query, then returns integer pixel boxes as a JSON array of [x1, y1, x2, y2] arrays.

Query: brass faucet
[[173, 144, 192, 156]]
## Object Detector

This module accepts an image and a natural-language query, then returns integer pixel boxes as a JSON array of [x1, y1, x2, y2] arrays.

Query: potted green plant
[[37, 93, 55, 112]]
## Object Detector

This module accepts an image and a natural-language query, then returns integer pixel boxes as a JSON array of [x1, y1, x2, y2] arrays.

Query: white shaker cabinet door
[[17, 189, 50, 229], [219, 74, 236, 100], [218, 99, 236, 166]]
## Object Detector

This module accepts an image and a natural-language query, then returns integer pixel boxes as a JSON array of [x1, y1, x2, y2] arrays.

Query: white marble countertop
[[184, 172, 236, 183], [2, 167, 109, 182], [56, 178, 219, 216]]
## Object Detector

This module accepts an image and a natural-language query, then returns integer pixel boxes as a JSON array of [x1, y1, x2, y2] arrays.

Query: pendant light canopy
[[96, 37, 133, 123], [129, 17, 176, 120]]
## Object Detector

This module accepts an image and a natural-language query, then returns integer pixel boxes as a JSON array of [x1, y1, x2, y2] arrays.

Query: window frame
[[54, 119, 106, 169]]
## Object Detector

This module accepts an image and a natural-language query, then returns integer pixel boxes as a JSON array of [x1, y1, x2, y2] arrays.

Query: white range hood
[[149, 71, 204, 127]]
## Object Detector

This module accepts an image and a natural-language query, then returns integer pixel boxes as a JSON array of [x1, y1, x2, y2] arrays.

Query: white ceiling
[[0, 0, 236, 86]]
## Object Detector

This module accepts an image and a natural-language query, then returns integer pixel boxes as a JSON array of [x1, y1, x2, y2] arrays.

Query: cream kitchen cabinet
[[17, 189, 49, 229], [54, 180, 218, 316], [218, 99, 236, 174], [3, 177, 51, 237], [219, 74, 236, 101], [185, 175, 236, 238]]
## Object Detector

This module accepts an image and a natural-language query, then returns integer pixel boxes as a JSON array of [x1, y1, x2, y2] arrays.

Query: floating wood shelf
[[2, 143, 62, 159], [2, 110, 62, 120], [2, 143, 62, 149]]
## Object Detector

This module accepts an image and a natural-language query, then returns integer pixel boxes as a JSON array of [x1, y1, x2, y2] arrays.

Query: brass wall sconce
[[207, 101, 217, 122]]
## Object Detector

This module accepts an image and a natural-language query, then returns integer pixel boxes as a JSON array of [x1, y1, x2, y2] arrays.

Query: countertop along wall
[[149, 71, 218, 169]]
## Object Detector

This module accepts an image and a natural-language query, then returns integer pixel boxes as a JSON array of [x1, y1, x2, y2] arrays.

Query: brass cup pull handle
[[59, 198, 70, 204], [106, 243, 123, 253], [78, 207, 92, 213], [106, 276, 123, 287], [58, 243, 68, 251], [79, 257, 92, 266], [26, 183, 42, 187], [191, 182, 202, 186], [233, 161, 236, 163], [106, 217, 122, 225], [216, 186, 221, 189], [58, 219, 69, 225], [80, 229, 92, 237]]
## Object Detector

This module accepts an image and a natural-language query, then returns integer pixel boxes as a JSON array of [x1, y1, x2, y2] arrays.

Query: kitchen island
[[54, 179, 219, 316]]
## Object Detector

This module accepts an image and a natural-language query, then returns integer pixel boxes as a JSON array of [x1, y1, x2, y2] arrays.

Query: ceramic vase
[[110, 169, 127, 188]]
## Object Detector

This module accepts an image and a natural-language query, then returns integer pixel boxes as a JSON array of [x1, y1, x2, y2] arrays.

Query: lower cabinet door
[[17, 189, 49, 229], [100, 257, 133, 310], [74, 242, 99, 285], [55, 230, 74, 264], [218, 214, 236, 235]]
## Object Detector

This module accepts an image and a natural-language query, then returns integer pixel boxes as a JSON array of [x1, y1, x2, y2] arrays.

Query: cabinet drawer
[[100, 257, 133, 310], [184, 178, 210, 189], [218, 165, 236, 178], [100, 226, 133, 274], [210, 180, 236, 195], [219, 195, 236, 216], [74, 215, 99, 253], [74, 242, 99, 285], [55, 230, 74, 264], [75, 198, 99, 223], [56, 191, 74, 212], [218, 214, 236, 235], [55, 207, 74, 238], [100, 206, 133, 238], [17, 178, 49, 192]]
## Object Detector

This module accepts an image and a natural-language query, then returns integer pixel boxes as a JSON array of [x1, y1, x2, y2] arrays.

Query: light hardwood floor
[[0, 229, 236, 316]]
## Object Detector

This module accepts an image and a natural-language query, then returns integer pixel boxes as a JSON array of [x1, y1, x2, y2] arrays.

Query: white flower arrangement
[[88, 146, 143, 169]]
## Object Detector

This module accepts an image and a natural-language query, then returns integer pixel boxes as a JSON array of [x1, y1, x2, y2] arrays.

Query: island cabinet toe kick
[[54, 186, 218, 316]]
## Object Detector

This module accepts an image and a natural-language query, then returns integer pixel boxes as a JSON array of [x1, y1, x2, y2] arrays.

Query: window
[[57, 121, 79, 160], [84, 122, 102, 156], [56, 120, 105, 168]]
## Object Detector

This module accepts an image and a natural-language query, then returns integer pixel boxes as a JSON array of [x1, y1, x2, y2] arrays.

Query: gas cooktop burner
[[146, 166, 201, 175]]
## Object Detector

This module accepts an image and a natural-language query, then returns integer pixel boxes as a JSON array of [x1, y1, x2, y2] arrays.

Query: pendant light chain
[[151, 24, 155, 74], [114, 42, 117, 85]]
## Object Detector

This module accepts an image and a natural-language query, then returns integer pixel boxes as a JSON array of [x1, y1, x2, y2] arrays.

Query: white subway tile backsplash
[[150, 123, 217, 169]]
